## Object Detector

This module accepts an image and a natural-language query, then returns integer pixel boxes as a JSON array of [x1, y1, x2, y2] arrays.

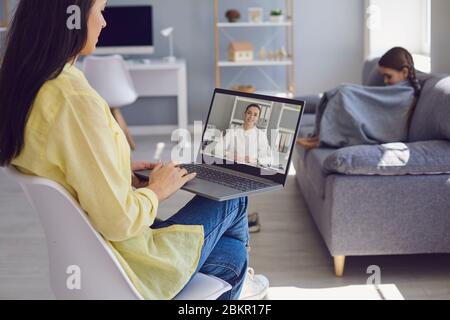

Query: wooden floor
[[1, 135, 449, 300]]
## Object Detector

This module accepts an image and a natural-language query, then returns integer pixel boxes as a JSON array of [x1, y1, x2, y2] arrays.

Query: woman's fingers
[[182, 172, 197, 183], [148, 161, 163, 169], [132, 161, 162, 171], [168, 161, 179, 167], [179, 168, 188, 177], [152, 162, 164, 172]]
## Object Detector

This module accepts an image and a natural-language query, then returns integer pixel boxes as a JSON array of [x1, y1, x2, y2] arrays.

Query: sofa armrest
[[295, 94, 322, 114], [323, 140, 450, 176]]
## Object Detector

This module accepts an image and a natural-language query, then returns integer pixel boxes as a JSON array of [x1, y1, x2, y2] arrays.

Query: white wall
[[296, 0, 365, 95], [365, 0, 430, 59], [431, 0, 450, 74], [3, 0, 365, 122]]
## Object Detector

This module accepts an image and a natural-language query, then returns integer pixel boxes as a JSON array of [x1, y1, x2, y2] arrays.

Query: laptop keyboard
[[181, 164, 272, 192]]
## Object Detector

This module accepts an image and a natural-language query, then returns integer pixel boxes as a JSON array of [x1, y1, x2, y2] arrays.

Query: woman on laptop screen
[[214, 104, 273, 167]]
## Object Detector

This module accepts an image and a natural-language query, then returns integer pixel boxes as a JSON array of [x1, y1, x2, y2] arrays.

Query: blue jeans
[[152, 196, 250, 300]]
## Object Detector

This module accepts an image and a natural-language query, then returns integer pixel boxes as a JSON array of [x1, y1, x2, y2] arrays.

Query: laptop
[[135, 88, 305, 201]]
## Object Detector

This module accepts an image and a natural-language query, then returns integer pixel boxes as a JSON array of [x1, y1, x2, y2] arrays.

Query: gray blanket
[[314, 82, 416, 147]]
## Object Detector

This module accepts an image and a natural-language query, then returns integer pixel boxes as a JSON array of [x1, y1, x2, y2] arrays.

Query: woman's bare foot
[[296, 136, 320, 150]]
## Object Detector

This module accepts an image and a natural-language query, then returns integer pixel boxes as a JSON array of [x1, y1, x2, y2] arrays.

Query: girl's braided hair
[[379, 47, 421, 97]]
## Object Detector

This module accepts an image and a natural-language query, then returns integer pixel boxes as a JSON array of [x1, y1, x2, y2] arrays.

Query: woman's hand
[[131, 161, 161, 189], [147, 162, 197, 202]]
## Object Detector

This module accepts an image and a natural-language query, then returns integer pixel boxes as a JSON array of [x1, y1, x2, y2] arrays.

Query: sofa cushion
[[409, 75, 450, 142], [304, 148, 336, 198], [323, 140, 450, 176], [294, 94, 322, 114], [298, 113, 316, 138], [363, 58, 385, 86]]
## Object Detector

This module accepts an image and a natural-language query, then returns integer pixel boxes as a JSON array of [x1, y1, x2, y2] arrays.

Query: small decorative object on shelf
[[270, 9, 284, 23], [276, 46, 288, 60], [231, 85, 257, 93], [258, 47, 267, 60], [225, 9, 241, 23], [228, 41, 254, 62], [248, 7, 263, 23]]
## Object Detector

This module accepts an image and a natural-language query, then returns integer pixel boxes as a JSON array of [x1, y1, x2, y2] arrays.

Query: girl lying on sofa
[[297, 47, 422, 149]]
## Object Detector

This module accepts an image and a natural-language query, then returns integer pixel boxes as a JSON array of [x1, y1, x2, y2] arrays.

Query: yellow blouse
[[11, 63, 204, 300]]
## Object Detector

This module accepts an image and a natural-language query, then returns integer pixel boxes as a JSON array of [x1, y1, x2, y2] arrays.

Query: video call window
[[202, 93, 302, 174]]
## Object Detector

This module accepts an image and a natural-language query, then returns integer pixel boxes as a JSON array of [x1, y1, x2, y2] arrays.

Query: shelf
[[255, 91, 295, 98], [218, 60, 293, 67], [214, 0, 295, 94], [278, 127, 296, 134], [217, 21, 292, 28]]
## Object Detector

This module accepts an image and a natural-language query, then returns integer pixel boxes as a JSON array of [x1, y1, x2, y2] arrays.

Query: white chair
[[2, 166, 231, 300], [82, 55, 138, 150]]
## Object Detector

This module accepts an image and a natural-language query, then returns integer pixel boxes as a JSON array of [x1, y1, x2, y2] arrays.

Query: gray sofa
[[293, 60, 450, 276]]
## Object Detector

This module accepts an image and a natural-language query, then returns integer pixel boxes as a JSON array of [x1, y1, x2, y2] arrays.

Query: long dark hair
[[378, 47, 421, 98], [0, 0, 95, 166]]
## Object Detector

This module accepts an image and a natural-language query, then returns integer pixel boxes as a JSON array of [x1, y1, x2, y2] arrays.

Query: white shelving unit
[[218, 60, 293, 67], [275, 104, 301, 160], [0, 0, 9, 28], [217, 22, 293, 28], [214, 0, 296, 98]]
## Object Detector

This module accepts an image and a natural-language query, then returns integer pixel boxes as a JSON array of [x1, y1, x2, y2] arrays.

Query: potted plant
[[269, 9, 284, 23]]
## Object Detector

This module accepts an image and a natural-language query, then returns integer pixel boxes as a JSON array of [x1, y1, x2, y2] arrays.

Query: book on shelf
[[275, 132, 281, 152], [260, 106, 270, 128], [283, 133, 292, 154], [277, 132, 292, 154], [278, 133, 286, 153]]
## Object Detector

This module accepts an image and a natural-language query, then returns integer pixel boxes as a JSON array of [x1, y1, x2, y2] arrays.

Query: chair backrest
[[2, 166, 143, 300], [362, 58, 385, 87], [82, 55, 138, 108], [2, 166, 232, 300], [408, 75, 450, 142]]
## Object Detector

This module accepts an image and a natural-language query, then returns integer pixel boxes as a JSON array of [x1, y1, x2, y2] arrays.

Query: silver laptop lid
[[198, 89, 305, 186]]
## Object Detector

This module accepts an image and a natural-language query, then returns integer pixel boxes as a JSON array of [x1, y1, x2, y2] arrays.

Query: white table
[[125, 59, 188, 136]]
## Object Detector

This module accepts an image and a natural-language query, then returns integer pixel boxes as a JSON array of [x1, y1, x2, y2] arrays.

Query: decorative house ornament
[[228, 42, 254, 62], [231, 84, 256, 93]]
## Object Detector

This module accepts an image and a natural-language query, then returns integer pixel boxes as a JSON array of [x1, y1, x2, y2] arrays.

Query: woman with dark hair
[[298, 47, 421, 149], [214, 104, 273, 167], [0, 0, 268, 300]]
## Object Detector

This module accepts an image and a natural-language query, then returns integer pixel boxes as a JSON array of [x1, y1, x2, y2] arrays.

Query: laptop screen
[[201, 89, 304, 178]]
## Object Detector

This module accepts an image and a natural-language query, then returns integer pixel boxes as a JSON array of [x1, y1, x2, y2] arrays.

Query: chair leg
[[333, 256, 346, 277], [111, 108, 136, 150]]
